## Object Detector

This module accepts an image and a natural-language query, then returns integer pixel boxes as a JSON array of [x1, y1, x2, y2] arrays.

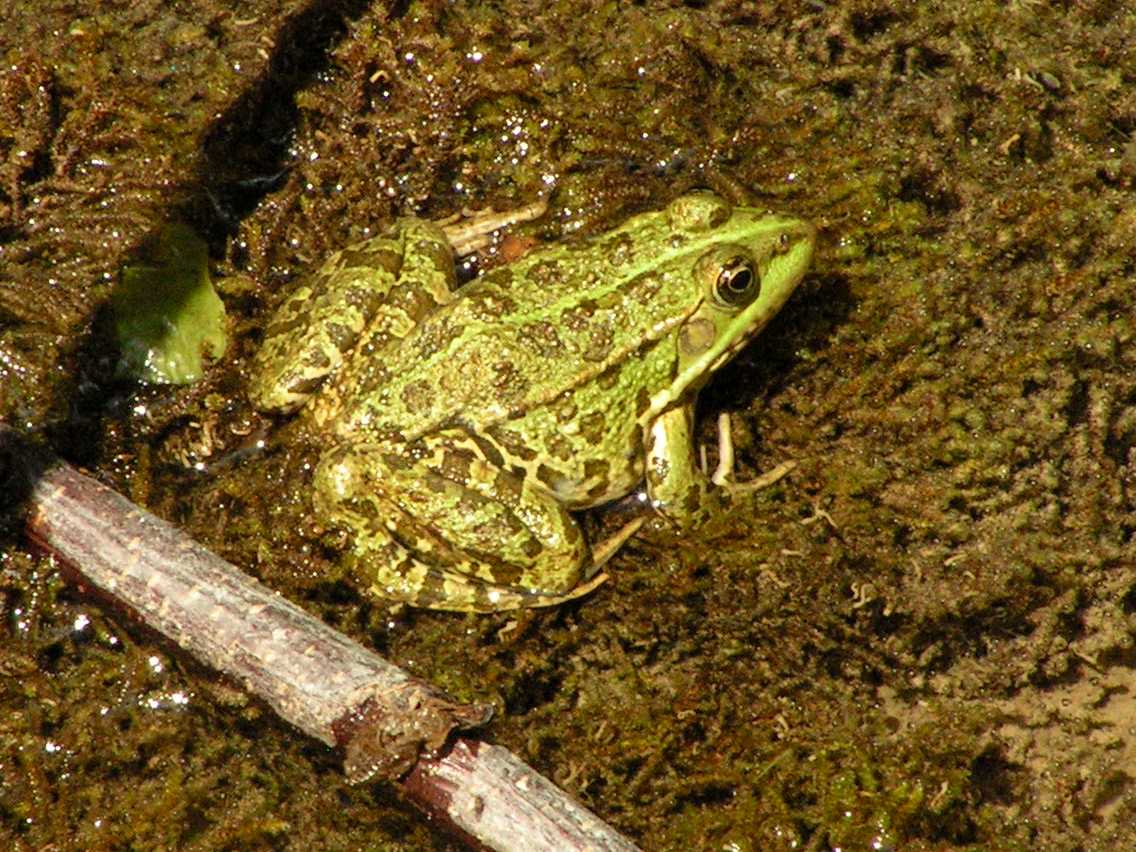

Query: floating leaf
[[113, 223, 227, 385]]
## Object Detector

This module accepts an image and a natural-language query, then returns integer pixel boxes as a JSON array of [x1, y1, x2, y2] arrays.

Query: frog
[[249, 192, 815, 612]]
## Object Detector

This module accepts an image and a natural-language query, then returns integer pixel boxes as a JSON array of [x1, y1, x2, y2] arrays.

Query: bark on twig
[[0, 426, 640, 852]]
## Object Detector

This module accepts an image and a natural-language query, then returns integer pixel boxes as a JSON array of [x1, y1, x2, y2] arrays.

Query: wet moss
[[4, 0, 1136, 848]]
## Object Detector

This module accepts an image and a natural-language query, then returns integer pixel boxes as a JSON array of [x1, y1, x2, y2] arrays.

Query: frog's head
[[657, 193, 815, 406]]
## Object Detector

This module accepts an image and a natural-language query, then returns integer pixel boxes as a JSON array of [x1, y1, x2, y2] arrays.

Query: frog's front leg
[[644, 404, 728, 532], [313, 430, 597, 612], [645, 404, 793, 533]]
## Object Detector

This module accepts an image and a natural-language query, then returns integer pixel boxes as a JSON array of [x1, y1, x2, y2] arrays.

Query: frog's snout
[[779, 217, 816, 248], [774, 218, 816, 272]]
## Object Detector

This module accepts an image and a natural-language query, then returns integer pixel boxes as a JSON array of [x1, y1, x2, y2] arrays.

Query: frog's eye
[[713, 257, 759, 307]]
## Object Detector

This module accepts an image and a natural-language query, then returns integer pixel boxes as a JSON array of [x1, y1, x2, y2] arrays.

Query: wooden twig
[[0, 426, 640, 852]]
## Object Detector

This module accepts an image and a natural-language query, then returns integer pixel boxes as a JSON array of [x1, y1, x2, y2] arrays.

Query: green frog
[[249, 192, 815, 611]]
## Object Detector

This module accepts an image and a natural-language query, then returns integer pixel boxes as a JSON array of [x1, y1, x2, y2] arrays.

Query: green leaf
[[113, 224, 227, 385]]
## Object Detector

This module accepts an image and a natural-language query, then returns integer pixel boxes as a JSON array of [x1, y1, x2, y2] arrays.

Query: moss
[[5, 0, 1136, 848]]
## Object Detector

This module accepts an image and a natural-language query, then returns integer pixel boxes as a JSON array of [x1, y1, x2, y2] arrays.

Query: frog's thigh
[[249, 220, 457, 413], [314, 433, 590, 610]]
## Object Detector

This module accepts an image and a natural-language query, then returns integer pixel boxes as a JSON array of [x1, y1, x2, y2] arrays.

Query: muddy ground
[[2, 1, 1135, 849]]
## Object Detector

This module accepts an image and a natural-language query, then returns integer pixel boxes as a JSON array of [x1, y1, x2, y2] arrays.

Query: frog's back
[[338, 236, 697, 441]]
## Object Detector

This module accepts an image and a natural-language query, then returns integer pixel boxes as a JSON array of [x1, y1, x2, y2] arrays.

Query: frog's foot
[[645, 407, 795, 535], [374, 516, 642, 610], [355, 535, 610, 612], [708, 412, 796, 492]]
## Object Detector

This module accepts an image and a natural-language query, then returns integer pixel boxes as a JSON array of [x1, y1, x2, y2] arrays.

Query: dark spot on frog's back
[[438, 449, 473, 482], [465, 288, 517, 320], [415, 319, 465, 359], [469, 434, 505, 468], [342, 283, 385, 315], [560, 299, 597, 333], [360, 362, 392, 388], [337, 246, 402, 275], [620, 271, 665, 306], [529, 259, 563, 286], [324, 321, 358, 352], [519, 321, 564, 358], [578, 411, 606, 444], [493, 470, 523, 501], [583, 325, 614, 362], [387, 282, 442, 320], [382, 450, 415, 472], [457, 489, 491, 517], [400, 379, 435, 414], [602, 232, 637, 266], [553, 396, 577, 424], [547, 432, 573, 461], [486, 425, 537, 461], [492, 361, 529, 402]]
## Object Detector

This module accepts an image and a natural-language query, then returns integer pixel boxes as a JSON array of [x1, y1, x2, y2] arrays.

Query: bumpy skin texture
[[250, 193, 815, 611]]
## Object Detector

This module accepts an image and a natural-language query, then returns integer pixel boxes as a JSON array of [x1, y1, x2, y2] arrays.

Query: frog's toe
[[365, 547, 606, 613]]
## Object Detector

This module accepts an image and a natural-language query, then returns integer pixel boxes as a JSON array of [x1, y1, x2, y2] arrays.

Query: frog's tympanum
[[250, 193, 815, 611]]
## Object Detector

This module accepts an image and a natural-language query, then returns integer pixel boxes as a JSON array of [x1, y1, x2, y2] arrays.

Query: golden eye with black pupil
[[714, 257, 759, 306]]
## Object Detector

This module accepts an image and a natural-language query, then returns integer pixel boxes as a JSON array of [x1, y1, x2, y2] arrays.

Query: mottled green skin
[[250, 193, 814, 610]]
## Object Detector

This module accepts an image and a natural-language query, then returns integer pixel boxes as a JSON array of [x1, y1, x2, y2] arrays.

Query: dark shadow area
[[196, 0, 376, 234], [40, 0, 376, 473], [0, 425, 54, 540]]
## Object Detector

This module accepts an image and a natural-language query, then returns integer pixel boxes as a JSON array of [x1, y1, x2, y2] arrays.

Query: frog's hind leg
[[249, 219, 457, 414], [341, 532, 608, 612], [314, 433, 600, 612]]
